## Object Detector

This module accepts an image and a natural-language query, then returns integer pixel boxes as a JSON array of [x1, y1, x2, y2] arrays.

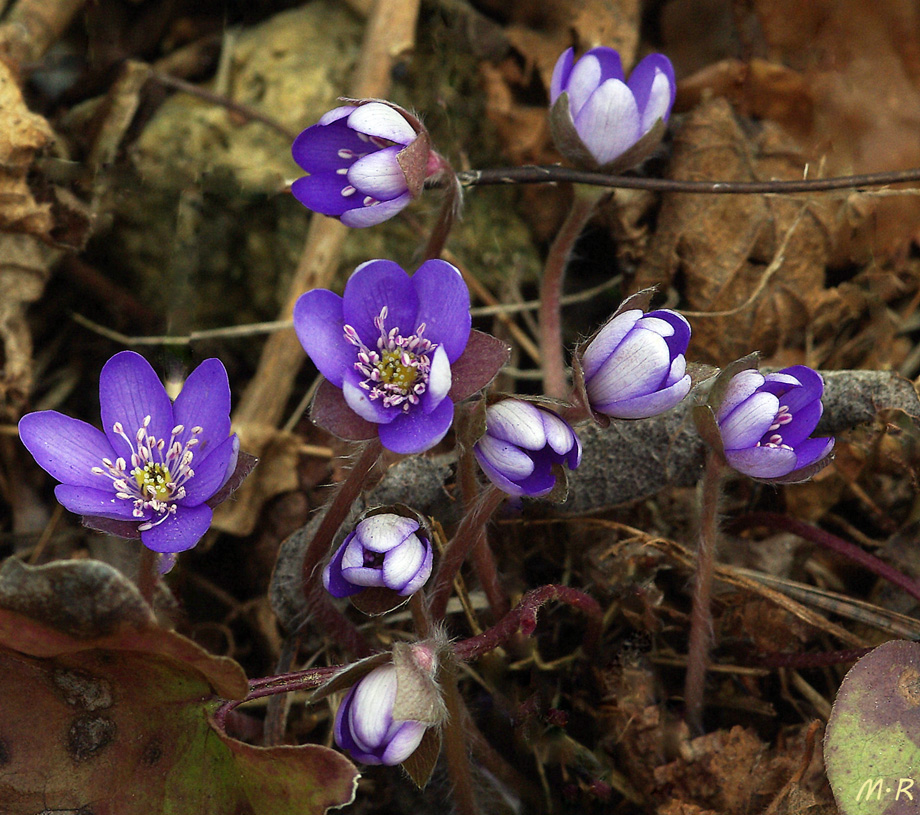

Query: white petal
[[349, 666, 397, 749], [485, 400, 546, 450], [340, 193, 411, 228], [586, 329, 670, 405], [475, 434, 534, 479], [541, 411, 575, 455], [574, 79, 640, 166], [426, 345, 452, 407], [382, 535, 425, 590], [719, 391, 779, 450], [640, 69, 673, 133], [357, 513, 420, 553], [565, 54, 603, 118], [716, 370, 765, 423], [348, 146, 409, 199], [581, 309, 642, 381], [348, 102, 416, 144]]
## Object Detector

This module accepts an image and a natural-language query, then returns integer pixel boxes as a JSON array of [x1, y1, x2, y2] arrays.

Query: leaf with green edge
[[825, 640, 920, 815], [0, 558, 358, 815]]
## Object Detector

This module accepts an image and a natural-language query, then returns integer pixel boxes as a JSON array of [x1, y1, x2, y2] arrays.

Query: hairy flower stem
[[684, 450, 725, 734], [440, 656, 481, 815], [733, 511, 920, 605], [429, 484, 507, 620], [539, 189, 599, 399], [299, 438, 383, 657], [421, 171, 462, 261], [453, 584, 603, 662], [137, 547, 158, 605]]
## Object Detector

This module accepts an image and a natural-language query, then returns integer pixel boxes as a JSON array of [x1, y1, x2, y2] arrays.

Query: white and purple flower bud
[[473, 399, 581, 498], [291, 99, 447, 228], [580, 305, 692, 420], [323, 512, 434, 599], [549, 47, 675, 172], [714, 365, 834, 482], [334, 664, 429, 766]]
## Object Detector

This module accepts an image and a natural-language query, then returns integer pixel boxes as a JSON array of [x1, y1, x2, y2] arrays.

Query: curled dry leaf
[[0, 558, 358, 815]]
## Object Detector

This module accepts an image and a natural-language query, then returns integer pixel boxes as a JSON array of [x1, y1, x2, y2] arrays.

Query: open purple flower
[[473, 399, 581, 497], [291, 100, 445, 228], [580, 304, 692, 420], [715, 365, 834, 481], [324, 512, 433, 599], [296, 258, 509, 455], [549, 47, 675, 171], [334, 664, 429, 766], [19, 351, 242, 554]]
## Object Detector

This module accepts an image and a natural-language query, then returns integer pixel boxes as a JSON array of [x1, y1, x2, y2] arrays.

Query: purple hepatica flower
[[473, 399, 581, 498], [296, 259, 483, 455], [715, 365, 834, 481], [291, 100, 444, 228], [549, 47, 675, 172], [580, 305, 692, 420], [19, 351, 241, 554], [324, 512, 433, 599], [334, 664, 428, 766]]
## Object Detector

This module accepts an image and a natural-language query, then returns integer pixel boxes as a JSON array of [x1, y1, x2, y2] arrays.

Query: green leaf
[[0, 558, 358, 815], [825, 640, 920, 815]]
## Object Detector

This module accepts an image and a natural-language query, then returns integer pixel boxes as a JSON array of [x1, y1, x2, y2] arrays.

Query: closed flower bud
[[549, 47, 675, 172], [324, 512, 433, 599], [473, 399, 581, 498], [291, 100, 447, 228], [714, 365, 834, 482], [334, 664, 429, 766], [580, 305, 692, 420]]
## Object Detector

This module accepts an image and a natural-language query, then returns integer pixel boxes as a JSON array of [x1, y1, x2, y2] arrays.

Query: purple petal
[[776, 366, 825, 413], [475, 434, 535, 479], [347, 102, 416, 145], [664, 354, 687, 387], [294, 289, 350, 387], [565, 48, 624, 117], [474, 442, 528, 497], [99, 351, 174, 459], [323, 537, 363, 598], [343, 370, 400, 424], [19, 411, 116, 488], [348, 146, 409, 200], [380, 720, 426, 765], [550, 48, 575, 103], [627, 54, 676, 131], [719, 391, 780, 450], [584, 46, 625, 83], [778, 398, 823, 447], [349, 665, 398, 750], [410, 260, 472, 361], [291, 118, 369, 174], [398, 543, 433, 595], [595, 374, 692, 419], [382, 536, 426, 591], [792, 436, 835, 471], [343, 260, 418, 347], [358, 514, 420, 553], [139, 503, 213, 554], [644, 309, 691, 358], [419, 346, 451, 413], [581, 309, 642, 382], [485, 400, 546, 449], [716, 370, 765, 422], [378, 398, 454, 454], [541, 410, 576, 456], [339, 193, 411, 228], [513, 447, 562, 496], [54, 484, 138, 520], [586, 328, 671, 404], [179, 434, 237, 506], [291, 174, 359, 218], [575, 78, 640, 166], [206, 444, 253, 508], [171, 358, 231, 456], [725, 445, 798, 479]]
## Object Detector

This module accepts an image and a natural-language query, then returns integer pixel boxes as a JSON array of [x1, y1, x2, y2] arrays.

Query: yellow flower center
[[134, 462, 173, 502], [377, 350, 419, 391]]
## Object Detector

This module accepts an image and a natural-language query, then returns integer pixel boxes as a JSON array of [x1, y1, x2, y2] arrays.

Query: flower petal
[[19, 411, 116, 488], [294, 289, 351, 387], [724, 445, 798, 479], [379, 720, 426, 765], [716, 369, 765, 422], [775, 366, 825, 413], [343, 376, 399, 425], [179, 434, 238, 506], [550, 48, 575, 103], [348, 145, 409, 200], [171, 358, 231, 456], [586, 328, 670, 404], [581, 309, 642, 381], [627, 54, 675, 132], [358, 514, 420, 553], [324, 539, 364, 598], [348, 102, 416, 145], [348, 665, 398, 750], [475, 434, 535, 480], [340, 192, 411, 228], [54, 484, 138, 520], [399, 543, 433, 595], [140, 503, 213, 553], [644, 309, 691, 357], [411, 260, 472, 361], [719, 391, 780, 450], [574, 79, 640, 166], [484, 400, 546, 449], [565, 49, 623, 117], [778, 398, 823, 447], [595, 374, 691, 419], [291, 117, 368, 173], [419, 345, 452, 414], [291, 174, 359, 218], [382, 536, 425, 592], [378, 396, 454, 454], [99, 352, 175, 461], [792, 436, 835, 471], [343, 260, 418, 348]]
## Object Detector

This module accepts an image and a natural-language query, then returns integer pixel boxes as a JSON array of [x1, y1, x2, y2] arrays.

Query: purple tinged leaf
[[310, 379, 378, 442], [447, 330, 511, 402]]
